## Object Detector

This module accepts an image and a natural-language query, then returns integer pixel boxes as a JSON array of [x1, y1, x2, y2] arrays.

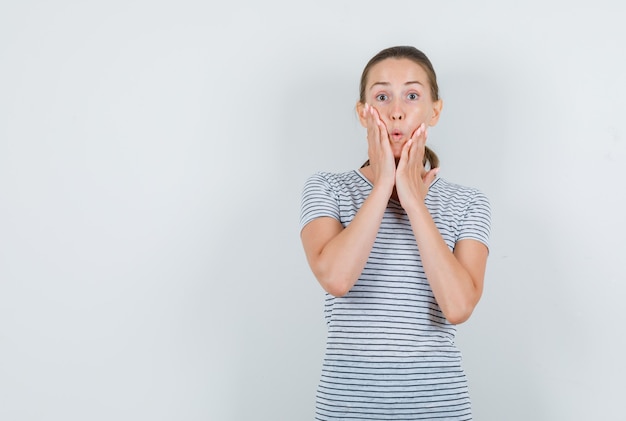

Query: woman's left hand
[[395, 123, 439, 211]]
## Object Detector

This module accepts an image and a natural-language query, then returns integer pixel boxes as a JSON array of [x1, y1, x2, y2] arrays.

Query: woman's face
[[358, 58, 443, 158]]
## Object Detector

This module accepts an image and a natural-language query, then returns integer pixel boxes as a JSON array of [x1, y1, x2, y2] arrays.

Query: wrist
[[371, 181, 394, 198], [402, 196, 429, 215]]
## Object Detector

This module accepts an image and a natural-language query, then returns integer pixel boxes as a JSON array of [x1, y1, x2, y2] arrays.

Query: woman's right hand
[[363, 103, 395, 192]]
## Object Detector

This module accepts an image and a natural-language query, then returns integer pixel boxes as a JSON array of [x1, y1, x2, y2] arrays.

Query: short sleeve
[[457, 190, 492, 250], [299, 172, 341, 231]]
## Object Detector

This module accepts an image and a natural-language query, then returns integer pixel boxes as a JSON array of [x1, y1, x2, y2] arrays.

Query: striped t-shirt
[[300, 169, 491, 421]]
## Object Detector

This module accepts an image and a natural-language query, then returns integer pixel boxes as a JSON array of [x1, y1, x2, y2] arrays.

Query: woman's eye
[[407, 93, 419, 100], [376, 94, 388, 101]]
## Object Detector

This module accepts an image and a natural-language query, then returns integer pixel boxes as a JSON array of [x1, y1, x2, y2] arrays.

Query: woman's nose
[[390, 109, 404, 120], [390, 101, 404, 120]]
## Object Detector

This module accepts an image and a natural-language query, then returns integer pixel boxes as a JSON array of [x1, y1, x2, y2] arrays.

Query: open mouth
[[390, 130, 404, 140]]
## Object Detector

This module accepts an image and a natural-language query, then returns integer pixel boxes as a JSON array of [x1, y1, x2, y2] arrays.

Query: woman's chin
[[391, 146, 405, 159]]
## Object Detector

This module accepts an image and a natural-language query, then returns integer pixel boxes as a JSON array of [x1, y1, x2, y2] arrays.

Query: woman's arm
[[301, 104, 396, 297], [405, 204, 489, 324], [300, 183, 392, 297], [396, 125, 489, 324]]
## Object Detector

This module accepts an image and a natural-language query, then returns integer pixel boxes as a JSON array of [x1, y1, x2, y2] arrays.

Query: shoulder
[[428, 177, 492, 245], [428, 177, 491, 221], [430, 177, 489, 204], [305, 169, 361, 183], [303, 169, 365, 191], [300, 170, 361, 230]]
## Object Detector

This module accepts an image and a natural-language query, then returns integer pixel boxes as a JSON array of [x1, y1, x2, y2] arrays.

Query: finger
[[370, 106, 393, 155], [416, 123, 429, 149], [365, 103, 376, 133], [408, 124, 425, 163], [422, 167, 440, 187], [369, 105, 382, 139], [371, 106, 387, 136], [397, 138, 413, 172], [365, 104, 380, 154], [411, 123, 427, 145]]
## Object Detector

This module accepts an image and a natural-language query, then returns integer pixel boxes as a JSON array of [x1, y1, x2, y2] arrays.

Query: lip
[[390, 129, 404, 141]]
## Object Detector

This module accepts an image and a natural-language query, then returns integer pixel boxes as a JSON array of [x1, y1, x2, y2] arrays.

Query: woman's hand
[[395, 123, 439, 211], [363, 103, 395, 192]]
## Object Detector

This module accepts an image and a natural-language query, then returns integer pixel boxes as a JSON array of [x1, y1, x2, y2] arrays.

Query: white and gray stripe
[[300, 170, 491, 420]]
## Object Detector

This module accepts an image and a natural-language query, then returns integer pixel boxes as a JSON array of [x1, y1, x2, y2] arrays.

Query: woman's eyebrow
[[369, 81, 423, 90], [369, 81, 390, 90]]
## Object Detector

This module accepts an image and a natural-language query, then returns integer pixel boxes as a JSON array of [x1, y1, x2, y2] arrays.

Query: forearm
[[405, 202, 481, 324], [314, 184, 392, 296]]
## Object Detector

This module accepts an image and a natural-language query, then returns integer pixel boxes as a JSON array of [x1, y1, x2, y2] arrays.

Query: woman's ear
[[429, 99, 443, 127], [356, 101, 367, 128]]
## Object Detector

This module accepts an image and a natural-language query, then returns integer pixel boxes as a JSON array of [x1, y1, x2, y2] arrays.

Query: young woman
[[299, 46, 492, 420]]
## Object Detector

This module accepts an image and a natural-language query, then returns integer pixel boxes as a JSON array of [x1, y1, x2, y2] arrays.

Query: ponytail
[[424, 146, 439, 170]]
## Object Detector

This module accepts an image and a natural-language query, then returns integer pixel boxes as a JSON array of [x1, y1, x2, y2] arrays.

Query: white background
[[1, 1, 625, 420]]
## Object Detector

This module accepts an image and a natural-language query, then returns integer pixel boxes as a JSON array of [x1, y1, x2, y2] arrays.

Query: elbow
[[442, 301, 476, 325], [312, 262, 356, 297], [441, 284, 482, 325], [320, 277, 353, 297], [445, 308, 473, 325], [316, 268, 354, 297]]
